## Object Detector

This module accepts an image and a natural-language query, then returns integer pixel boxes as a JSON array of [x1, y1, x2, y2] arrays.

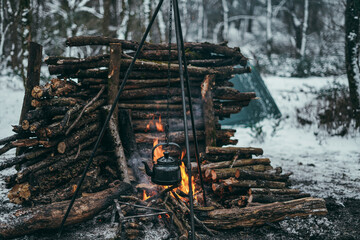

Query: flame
[[155, 115, 164, 132], [145, 116, 164, 132], [145, 115, 198, 203], [153, 139, 164, 164], [142, 190, 150, 201], [173, 149, 197, 202]]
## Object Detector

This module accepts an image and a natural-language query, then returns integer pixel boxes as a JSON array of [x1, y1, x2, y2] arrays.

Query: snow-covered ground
[[232, 75, 360, 200], [0, 74, 359, 239]]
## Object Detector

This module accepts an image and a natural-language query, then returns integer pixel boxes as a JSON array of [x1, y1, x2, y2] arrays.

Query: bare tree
[[345, 0, 360, 124], [300, 0, 309, 57]]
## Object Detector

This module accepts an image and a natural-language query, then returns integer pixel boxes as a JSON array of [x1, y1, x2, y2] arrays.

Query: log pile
[[0, 37, 327, 238]]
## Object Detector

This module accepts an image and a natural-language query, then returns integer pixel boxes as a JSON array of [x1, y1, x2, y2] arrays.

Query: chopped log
[[202, 197, 327, 229], [213, 87, 256, 101], [65, 87, 105, 135], [250, 188, 300, 195], [34, 155, 109, 193], [252, 193, 311, 203], [130, 110, 200, 119], [38, 111, 100, 139], [236, 169, 292, 182], [118, 87, 200, 100], [50, 58, 249, 77], [0, 143, 13, 155], [68, 68, 180, 79], [44, 56, 79, 65], [31, 97, 82, 108], [0, 134, 26, 146], [192, 158, 271, 172], [119, 103, 183, 111], [206, 146, 263, 156], [108, 43, 122, 120], [66, 36, 246, 60], [134, 129, 234, 145], [103, 105, 130, 183], [57, 122, 100, 154], [132, 118, 204, 132], [80, 77, 203, 90], [206, 165, 273, 181], [0, 183, 132, 238], [0, 148, 52, 171], [213, 99, 251, 109], [212, 178, 286, 195], [118, 109, 138, 156], [15, 136, 98, 184], [31, 79, 78, 99], [201, 75, 217, 146], [29, 120, 47, 132]]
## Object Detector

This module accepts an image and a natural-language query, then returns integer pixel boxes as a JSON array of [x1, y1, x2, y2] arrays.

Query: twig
[[229, 154, 239, 168], [65, 86, 105, 135], [145, 185, 177, 205], [171, 190, 215, 237]]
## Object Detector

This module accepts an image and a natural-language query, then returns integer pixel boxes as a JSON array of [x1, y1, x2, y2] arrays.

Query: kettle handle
[[151, 142, 182, 163]]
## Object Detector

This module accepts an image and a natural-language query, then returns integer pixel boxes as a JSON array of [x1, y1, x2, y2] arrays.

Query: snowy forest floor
[[0, 75, 359, 239]]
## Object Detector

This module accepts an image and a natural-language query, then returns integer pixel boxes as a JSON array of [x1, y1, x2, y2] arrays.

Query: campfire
[[0, 37, 327, 239]]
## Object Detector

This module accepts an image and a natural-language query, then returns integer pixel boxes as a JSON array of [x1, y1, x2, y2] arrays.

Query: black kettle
[[143, 142, 182, 186]]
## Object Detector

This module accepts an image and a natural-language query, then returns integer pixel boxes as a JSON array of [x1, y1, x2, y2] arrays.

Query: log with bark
[[66, 36, 247, 60], [201, 197, 327, 229], [0, 183, 132, 238]]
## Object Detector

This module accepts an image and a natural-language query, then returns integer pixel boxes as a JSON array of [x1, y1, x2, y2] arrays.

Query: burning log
[[0, 183, 132, 239], [202, 197, 327, 229]]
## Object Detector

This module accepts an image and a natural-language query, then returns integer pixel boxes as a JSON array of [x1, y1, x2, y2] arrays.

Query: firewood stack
[[0, 37, 327, 239]]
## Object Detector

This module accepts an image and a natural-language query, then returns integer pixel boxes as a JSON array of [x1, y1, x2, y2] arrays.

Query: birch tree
[[300, 0, 309, 57], [345, 0, 360, 124], [222, 0, 229, 41], [266, 0, 272, 55]]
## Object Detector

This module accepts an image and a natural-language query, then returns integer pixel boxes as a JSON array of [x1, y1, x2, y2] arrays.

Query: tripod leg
[[172, 0, 208, 207], [172, 1, 195, 239], [57, 0, 165, 236]]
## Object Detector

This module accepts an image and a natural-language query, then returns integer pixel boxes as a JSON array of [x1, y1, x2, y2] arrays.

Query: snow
[[230, 75, 360, 200], [0, 73, 359, 238]]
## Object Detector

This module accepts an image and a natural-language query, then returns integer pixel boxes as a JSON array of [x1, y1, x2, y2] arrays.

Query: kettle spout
[[142, 161, 153, 177]]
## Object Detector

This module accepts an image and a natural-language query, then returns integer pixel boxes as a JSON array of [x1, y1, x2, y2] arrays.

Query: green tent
[[220, 65, 281, 126]]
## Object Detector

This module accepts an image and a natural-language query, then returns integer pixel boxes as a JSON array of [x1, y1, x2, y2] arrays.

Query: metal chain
[[165, 0, 173, 145]]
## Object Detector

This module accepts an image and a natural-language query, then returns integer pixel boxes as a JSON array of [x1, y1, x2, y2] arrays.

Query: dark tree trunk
[[345, 0, 360, 125]]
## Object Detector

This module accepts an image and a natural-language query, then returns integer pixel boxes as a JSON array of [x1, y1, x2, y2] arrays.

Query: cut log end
[[57, 142, 66, 154], [31, 86, 43, 99]]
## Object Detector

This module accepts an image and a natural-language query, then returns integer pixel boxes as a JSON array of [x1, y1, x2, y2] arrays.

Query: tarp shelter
[[220, 65, 281, 126]]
